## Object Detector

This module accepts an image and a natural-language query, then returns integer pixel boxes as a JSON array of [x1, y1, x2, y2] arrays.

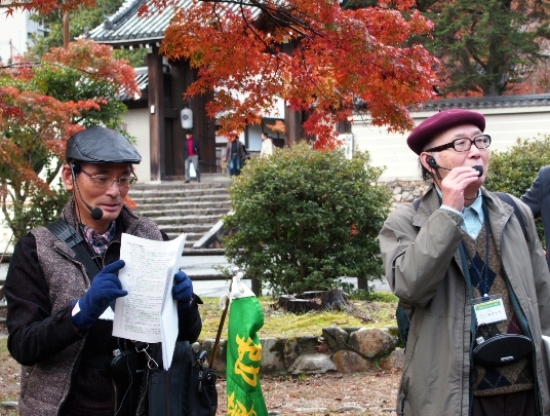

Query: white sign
[[339, 133, 354, 159]]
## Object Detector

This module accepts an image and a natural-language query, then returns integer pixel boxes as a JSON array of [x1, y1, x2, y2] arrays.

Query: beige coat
[[379, 187, 550, 416]]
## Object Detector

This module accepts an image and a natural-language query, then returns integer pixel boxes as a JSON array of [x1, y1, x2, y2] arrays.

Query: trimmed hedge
[[222, 143, 392, 296]]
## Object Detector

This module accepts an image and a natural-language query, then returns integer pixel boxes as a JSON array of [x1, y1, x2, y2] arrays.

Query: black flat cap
[[66, 126, 141, 164], [407, 109, 486, 155]]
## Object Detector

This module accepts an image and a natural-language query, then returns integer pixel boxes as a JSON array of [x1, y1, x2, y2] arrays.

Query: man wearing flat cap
[[5, 126, 203, 415], [379, 109, 550, 416]]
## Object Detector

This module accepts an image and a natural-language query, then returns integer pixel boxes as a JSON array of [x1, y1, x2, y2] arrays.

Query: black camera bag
[[148, 341, 217, 416]]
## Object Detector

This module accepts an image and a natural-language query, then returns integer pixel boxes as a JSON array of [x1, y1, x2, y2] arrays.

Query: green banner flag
[[226, 274, 268, 416]]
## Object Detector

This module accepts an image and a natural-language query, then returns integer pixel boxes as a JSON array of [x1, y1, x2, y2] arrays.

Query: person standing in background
[[183, 131, 200, 183], [521, 167, 550, 270], [260, 132, 274, 158], [223, 133, 247, 176]]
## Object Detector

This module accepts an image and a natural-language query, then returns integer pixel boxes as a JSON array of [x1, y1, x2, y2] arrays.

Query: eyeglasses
[[80, 167, 137, 189], [425, 134, 492, 153]]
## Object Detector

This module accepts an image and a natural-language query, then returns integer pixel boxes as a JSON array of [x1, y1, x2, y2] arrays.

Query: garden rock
[[331, 349, 371, 373], [288, 353, 337, 375], [349, 328, 399, 358]]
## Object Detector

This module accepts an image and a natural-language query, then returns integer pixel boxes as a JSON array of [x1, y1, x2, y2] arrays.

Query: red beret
[[407, 109, 486, 155]]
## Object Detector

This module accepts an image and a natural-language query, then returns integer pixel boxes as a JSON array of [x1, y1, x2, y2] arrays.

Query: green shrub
[[222, 142, 392, 296], [486, 135, 550, 245]]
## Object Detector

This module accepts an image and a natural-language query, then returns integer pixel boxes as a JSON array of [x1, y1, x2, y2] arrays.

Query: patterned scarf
[[81, 221, 116, 257]]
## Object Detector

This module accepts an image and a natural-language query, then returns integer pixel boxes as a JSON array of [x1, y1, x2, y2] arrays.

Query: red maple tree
[[0, 40, 139, 238], [161, 0, 438, 147], [2, 0, 439, 147]]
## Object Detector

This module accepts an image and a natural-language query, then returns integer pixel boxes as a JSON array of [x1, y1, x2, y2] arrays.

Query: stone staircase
[[128, 175, 232, 253]]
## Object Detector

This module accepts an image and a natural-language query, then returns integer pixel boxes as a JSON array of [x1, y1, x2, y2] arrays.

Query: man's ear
[[61, 164, 75, 191], [420, 153, 432, 171]]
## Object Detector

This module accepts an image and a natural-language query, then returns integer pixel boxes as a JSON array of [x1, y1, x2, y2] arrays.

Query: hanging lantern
[[180, 108, 193, 130]]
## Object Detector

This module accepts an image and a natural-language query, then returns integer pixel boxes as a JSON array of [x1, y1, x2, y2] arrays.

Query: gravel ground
[[0, 305, 402, 416]]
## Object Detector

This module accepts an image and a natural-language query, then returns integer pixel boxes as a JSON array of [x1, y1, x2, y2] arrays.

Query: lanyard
[[461, 207, 491, 299]]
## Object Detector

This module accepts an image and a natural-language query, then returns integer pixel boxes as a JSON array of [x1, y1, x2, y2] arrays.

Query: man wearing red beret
[[379, 109, 550, 416]]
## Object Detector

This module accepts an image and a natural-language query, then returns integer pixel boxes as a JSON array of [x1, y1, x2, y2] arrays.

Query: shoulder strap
[[47, 219, 101, 279], [48, 219, 83, 248], [494, 192, 528, 241]]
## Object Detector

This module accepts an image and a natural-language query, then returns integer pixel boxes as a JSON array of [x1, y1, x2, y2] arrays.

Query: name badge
[[473, 295, 507, 325]]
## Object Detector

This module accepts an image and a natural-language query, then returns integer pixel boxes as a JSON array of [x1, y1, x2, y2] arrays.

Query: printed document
[[113, 233, 187, 369], [543, 335, 550, 364]]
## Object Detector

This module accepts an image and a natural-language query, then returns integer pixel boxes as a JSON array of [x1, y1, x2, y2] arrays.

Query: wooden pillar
[[284, 106, 302, 147], [168, 60, 187, 177], [148, 45, 165, 181], [192, 83, 216, 172], [336, 119, 352, 134]]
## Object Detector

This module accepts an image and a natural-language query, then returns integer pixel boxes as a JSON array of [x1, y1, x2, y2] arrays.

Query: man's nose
[[467, 144, 482, 157], [105, 180, 122, 194]]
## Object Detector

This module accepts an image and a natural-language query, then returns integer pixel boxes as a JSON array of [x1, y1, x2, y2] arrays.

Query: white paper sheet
[[543, 335, 550, 363], [113, 233, 187, 369]]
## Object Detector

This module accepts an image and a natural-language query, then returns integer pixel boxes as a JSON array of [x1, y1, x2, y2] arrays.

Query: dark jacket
[[522, 165, 550, 271], [223, 140, 247, 161], [5, 202, 202, 416], [183, 137, 200, 159]]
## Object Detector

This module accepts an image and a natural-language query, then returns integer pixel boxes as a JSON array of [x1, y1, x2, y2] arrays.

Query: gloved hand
[[71, 259, 128, 330], [173, 270, 193, 311]]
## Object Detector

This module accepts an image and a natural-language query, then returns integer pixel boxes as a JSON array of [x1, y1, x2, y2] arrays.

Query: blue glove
[[71, 260, 128, 330], [173, 270, 193, 311]]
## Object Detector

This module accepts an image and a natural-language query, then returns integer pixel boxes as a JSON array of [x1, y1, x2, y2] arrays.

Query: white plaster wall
[[0, 8, 44, 63], [353, 107, 550, 182], [123, 108, 151, 182]]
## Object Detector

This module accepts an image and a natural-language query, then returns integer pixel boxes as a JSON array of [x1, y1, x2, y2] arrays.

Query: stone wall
[[383, 180, 430, 209], [201, 326, 405, 376]]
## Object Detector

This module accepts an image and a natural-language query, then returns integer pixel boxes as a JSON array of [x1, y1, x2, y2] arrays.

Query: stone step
[[131, 182, 230, 192], [136, 207, 229, 218], [161, 224, 214, 234], [170, 232, 204, 243], [132, 194, 230, 205], [182, 248, 226, 256], [130, 176, 231, 250], [134, 202, 231, 212], [130, 188, 229, 198], [149, 214, 224, 226]]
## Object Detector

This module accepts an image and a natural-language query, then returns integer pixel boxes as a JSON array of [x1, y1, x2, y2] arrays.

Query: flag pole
[[209, 294, 229, 369]]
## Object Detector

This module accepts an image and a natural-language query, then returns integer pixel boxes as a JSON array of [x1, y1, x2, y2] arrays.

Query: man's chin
[[100, 206, 123, 220]]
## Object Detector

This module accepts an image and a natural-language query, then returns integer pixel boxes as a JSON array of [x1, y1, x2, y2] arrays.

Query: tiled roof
[[119, 67, 148, 101], [417, 94, 550, 111], [120, 68, 550, 110], [88, 0, 261, 47]]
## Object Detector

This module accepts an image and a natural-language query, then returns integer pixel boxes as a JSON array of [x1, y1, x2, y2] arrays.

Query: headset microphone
[[76, 183, 104, 220], [427, 156, 452, 171], [473, 165, 483, 177], [71, 164, 104, 220], [426, 156, 452, 180], [89, 206, 104, 220]]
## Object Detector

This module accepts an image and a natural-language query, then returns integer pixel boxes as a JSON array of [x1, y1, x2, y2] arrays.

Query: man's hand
[[440, 166, 482, 211], [173, 270, 193, 312], [71, 260, 127, 330]]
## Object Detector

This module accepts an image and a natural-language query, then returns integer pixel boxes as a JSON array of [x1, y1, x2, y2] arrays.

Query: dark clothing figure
[[223, 138, 247, 176], [183, 134, 200, 183], [521, 165, 550, 271]]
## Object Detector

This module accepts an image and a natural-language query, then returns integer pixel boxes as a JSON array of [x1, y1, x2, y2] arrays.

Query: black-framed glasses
[[80, 167, 137, 189], [425, 134, 492, 153]]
